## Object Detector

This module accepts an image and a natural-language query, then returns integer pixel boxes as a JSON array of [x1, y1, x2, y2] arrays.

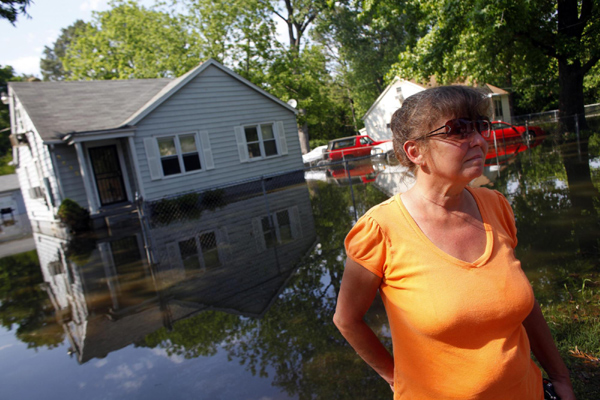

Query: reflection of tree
[[140, 310, 241, 359], [491, 138, 599, 287], [0, 251, 64, 349]]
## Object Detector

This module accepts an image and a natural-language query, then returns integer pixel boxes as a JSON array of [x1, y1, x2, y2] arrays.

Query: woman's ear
[[403, 140, 424, 166]]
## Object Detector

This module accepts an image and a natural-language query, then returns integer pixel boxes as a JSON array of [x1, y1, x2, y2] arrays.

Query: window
[[177, 230, 222, 273], [144, 132, 214, 181], [253, 206, 301, 251], [235, 121, 288, 162], [199, 232, 220, 269], [157, 134, 201, 176], [359, 136, 373, 145], [332, 138, 355, 150], [494, 99, 503, 119], [244, 124, 277, 159]]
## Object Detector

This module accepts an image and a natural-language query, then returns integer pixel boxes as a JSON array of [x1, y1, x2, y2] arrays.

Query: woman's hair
[[390, 85, 491, 173]]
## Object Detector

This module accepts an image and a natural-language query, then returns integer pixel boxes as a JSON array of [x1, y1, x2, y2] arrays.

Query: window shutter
[[217, 227, 231, 264], [289, 206, 302, 239], [234, 126, 249, 163], [275, 121, 288, 155], [198, 131, 215, 170], [166, 242, 182, 269], [252, 217, 266, 252], [144, 138, 162, 180]]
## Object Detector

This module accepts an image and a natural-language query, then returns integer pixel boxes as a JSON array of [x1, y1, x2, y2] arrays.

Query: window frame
[[242, 122, 279, 161], [155, 132, 204, 179], [253, 206, 301, 252], [177, 229, 222, 273]]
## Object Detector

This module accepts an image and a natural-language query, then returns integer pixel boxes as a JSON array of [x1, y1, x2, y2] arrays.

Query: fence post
[[344, 158, 358, 222], [525, 121, 530, 148]]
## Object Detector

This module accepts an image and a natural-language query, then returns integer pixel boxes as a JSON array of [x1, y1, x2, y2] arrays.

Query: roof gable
[[9, 59, 297, 143]]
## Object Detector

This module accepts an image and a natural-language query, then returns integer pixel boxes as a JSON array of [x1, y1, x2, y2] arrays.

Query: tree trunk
[[561, 139, 600, 259], [558, 59, 588, 132], [298, 118, 310, 154]]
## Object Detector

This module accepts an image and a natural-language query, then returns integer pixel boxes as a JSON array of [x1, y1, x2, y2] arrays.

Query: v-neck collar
[[395, 186, 493, 268]]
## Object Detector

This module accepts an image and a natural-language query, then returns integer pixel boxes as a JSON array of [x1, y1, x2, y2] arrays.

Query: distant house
[[7, 59, 302, 233], [362, 77, 512, 141], [0, 173, 31, 241]]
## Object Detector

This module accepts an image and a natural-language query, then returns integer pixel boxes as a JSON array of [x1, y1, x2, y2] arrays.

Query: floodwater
[[1, 130, 598, 400]]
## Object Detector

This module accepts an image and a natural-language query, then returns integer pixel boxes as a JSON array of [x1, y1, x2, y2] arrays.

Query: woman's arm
[[523, 300, 576, 400], [333, 257, 395, 388]]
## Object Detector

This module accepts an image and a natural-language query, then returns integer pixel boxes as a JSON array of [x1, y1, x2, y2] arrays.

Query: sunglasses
[[424, 118, 491, 140]]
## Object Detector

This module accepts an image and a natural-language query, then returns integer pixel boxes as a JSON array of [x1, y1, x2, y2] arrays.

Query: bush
[[57, 199, 90, 233]]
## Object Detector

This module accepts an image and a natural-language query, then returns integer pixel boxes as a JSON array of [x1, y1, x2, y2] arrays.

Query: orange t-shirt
[[345, 187, 543, 400]]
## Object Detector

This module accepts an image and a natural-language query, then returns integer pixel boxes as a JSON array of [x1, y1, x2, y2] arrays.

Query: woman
[[333, 86, 575, 400]]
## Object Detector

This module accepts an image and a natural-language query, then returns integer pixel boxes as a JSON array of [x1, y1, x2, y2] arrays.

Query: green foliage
[[314, 0, 424, 118], [57, 198, 91, 233], [388, 0, 600, 116], [0, 0, 31, 25], [0, 150, 15, 175], [0, 250, 64, 349], [63, 0, 201, 80], [40, 20, 90, 81], [538, 272, 600, 399], [200, 188, 227, 211]]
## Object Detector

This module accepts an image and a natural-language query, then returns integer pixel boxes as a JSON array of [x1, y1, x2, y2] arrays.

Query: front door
[[88, 145, 127, 206]]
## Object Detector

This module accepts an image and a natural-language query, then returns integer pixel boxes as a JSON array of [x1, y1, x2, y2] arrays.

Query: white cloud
[[95, 359, 108, 368], [151, 348, 185, 364], [80, 0, 107, 12], [0, 344, 14, 351], [4, 57, 40, 76]]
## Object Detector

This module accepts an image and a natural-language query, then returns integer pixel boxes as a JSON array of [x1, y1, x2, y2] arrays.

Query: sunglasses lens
[[478, 120, 490, 137], [447, 119, 490, 139]]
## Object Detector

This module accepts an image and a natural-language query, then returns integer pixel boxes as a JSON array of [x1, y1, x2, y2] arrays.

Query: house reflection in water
[[34, 179, 316, 364]]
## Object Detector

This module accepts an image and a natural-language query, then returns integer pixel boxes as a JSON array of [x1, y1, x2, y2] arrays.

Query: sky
[[1, 0, 289, 79], [0, 0, 166, 77]]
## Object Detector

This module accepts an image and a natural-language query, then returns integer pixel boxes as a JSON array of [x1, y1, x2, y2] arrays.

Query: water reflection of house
[[35, 182, 316, 364]]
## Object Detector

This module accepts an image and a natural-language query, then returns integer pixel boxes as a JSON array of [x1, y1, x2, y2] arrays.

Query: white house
[[7, 59, 302, 234], [362, 77, 512, 141], [0, 173, 32, 241]]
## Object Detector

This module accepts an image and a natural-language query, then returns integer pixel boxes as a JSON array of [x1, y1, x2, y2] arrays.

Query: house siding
[[53, 144, 88, 207], [12, 96, 62, 223], [148, 184, 316, 305], [364, 80, 425, 142], [134, 65, 302, 201]]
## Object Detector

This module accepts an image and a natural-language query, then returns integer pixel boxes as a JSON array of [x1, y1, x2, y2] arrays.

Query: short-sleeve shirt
[[345, 187, 543, 400]]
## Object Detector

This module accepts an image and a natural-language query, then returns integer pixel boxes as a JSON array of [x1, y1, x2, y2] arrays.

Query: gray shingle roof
[[9, 78, 172, 141], [0, 174, 20, 193]]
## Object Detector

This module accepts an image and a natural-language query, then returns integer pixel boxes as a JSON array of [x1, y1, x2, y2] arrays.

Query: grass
[[0, 151, 15, 175], [540, 272, 600, 399]]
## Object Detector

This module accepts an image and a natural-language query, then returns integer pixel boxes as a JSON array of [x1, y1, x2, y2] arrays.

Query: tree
[[0, 251, 64, 349], [388, 0, 600, 128], [314, 0, 424, 120], [63, 0, 201, 80], [40, 20, 90, 81], [0, 0, 31, 25]]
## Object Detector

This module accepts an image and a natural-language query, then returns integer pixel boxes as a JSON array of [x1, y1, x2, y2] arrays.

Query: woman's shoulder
[[362, 195, 402, 225], [468, 186, 509, 206]]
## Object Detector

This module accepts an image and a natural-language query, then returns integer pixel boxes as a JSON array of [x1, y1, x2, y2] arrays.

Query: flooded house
[[6, 58, 302, 235]]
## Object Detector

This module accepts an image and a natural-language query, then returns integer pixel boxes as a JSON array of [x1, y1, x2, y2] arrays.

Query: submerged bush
[[57, 199, 90, 233]]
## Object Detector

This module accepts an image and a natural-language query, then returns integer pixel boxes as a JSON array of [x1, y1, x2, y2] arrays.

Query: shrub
[[57, 199, 90, 233]]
